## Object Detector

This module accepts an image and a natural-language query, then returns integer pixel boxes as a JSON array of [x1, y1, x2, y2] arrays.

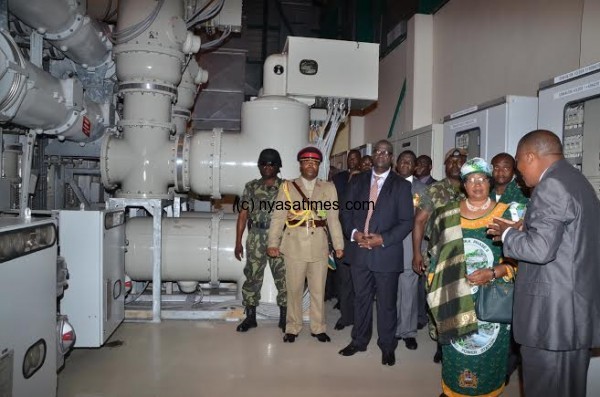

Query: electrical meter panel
[[538, 62, 600, 199]]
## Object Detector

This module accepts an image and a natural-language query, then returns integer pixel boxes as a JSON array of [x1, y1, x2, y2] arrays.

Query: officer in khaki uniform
[[267, 146, 344, 343]]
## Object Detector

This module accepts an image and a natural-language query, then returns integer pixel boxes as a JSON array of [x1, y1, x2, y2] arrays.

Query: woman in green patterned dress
[[426, 157, 520, 397]]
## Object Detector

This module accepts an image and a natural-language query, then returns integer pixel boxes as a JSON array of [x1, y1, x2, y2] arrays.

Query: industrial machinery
[[0, 6, 380, 393], [443, 96, 538, 160], [58, 209, 125, 348], [0, 217, 62, 396], [390, 123, 444, 180], [538, 62, 600, 199]]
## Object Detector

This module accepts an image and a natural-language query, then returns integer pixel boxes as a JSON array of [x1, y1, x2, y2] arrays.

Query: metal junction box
[[59, 210, 125, 348], [538, 62, 600, 199], [284, 37, 379, 109], [443, 96, 538, 161], [0, 217, 58, 397]]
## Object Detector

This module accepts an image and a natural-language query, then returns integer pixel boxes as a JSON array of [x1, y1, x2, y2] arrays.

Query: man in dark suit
[[489, 130, 600, 397], [331, 149, 362, 330], [394, 150, 427, 351], [415, 155, 437, 185], [339, 140, 414, 366]]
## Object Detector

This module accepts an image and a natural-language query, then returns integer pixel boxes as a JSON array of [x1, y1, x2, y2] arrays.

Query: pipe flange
[[43, 109, 79, 136], [118, 119, 175, 133], [174, 134, 190, 192], [100, 133, 118, 190], [0, 30, 28, 114], [43, 14, 85, 41], [118, 82, 178, 98]]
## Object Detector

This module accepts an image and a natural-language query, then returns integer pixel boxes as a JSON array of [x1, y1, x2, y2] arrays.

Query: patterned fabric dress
[[441, 203, 513, 397]]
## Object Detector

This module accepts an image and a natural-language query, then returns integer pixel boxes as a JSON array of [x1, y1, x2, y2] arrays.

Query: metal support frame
[[108, 198, 165, 323], [19, 132, 36, 217]]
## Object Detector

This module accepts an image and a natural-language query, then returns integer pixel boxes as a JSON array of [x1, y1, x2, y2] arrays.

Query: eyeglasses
[[374, 149, 392, 157], [465, 176, 490, 185]]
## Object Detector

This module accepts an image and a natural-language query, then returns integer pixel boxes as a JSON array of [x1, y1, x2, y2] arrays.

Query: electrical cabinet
[[0, 218, 58, 397], [443, 96, 538, 161], [59, 210, 125, 348], [390, 124, 444, 180], [538, 63, 600, 199]]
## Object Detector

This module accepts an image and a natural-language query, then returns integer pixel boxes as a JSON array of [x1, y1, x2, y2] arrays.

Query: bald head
[[518, 130, 563, 157], [515, 130, 563, 188]]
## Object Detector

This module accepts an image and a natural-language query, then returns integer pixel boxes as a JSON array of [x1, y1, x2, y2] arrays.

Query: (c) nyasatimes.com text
[[233, 198, 374, 213]]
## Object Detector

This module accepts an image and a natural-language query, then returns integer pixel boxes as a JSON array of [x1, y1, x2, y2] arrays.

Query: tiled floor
[[57, 302, 523, 397]]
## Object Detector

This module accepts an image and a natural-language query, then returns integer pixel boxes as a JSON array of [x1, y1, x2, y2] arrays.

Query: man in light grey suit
[[489, 130, 600, 397], [394, 150, 427, 350]]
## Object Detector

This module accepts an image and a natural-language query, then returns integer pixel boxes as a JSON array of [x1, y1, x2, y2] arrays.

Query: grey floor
[[57, 302, 522, 397]]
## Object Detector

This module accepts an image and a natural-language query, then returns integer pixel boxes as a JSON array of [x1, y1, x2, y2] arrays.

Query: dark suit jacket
[[420, 175, 437, 186], [341, 170, 414, 273], [332, 170, 351, 203], [504, 159, 600, 351]]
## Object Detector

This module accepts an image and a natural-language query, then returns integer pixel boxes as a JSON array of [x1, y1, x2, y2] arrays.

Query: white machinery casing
[[59, 210, 126, 348], [443, 96, 538, 161], [0, 218, 58, 397], [390, 124, 444, 180]]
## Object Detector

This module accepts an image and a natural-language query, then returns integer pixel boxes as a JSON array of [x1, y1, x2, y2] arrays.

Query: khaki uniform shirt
[[267, 178, 344, 262]]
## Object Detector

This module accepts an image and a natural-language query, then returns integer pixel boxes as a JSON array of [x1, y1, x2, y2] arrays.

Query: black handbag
[[475, 280, 514, 324]]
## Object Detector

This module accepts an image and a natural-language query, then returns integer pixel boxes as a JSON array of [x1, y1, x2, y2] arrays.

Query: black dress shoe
[[311, 333, 331, 342], [283, 333, 297, 343], [381, 351, 396, 366], [433, 346, 443, 363], [338, 343, 366, 356], [404, 337, 418, 350], [334, 320, 345, 330]]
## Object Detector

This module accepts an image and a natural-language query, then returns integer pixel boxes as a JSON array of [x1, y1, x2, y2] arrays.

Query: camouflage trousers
[[242, 229, 287, 307]]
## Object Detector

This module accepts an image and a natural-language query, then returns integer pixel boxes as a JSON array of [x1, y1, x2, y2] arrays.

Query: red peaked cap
[[297, 146, 323, 162]]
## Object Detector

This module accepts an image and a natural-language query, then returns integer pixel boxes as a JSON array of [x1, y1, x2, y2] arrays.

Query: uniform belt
[[287, 219, 327, 227], [248, 221, 270, 230]]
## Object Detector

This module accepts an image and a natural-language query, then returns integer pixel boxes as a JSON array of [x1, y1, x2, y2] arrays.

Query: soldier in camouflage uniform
[[411, 148, 467, 363], [235, 149, 287, 332]]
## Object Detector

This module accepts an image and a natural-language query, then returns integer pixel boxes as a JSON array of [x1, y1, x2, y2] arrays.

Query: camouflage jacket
[[417, 178, 465, 215], [241, 177, 283, 226]]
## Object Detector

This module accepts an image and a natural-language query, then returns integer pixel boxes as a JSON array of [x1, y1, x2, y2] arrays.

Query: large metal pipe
[[0, 30, 107, 142], [101, 0, 200, 198], [125, 214, 243, 284], [8, 0, 111, 68], [184, 96, 310, 197]]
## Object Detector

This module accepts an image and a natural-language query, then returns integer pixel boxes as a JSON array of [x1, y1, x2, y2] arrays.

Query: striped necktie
[[364, 176, 381, 234]]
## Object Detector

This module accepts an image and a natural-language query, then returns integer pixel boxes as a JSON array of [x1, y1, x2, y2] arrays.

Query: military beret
[[297, 146, 323, 162]]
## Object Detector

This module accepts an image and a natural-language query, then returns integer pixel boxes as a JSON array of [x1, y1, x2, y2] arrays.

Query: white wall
[[432, 0, 584, 121], [364, 41, 409, 144], [362, 14, 434, 145]]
